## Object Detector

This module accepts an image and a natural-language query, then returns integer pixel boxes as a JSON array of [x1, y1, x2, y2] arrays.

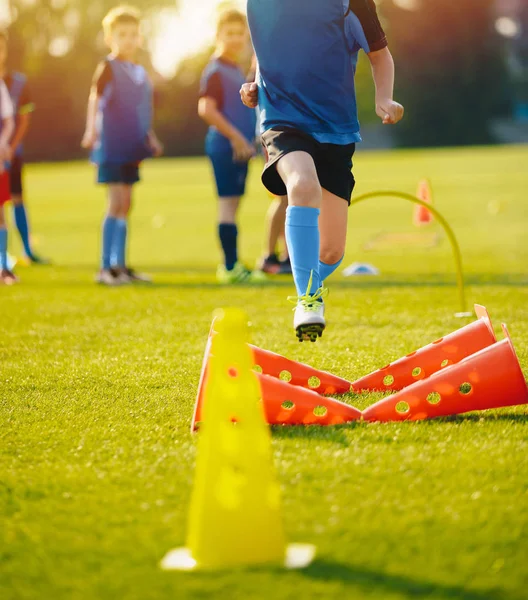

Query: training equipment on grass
[[250, 344, 352, 395], [258, 374, 361, 425], [161, 308, 315, 571], [342, 262, 380, 276], [351, 190, 467, 315], [351, 305, 497, 393], [363, 323, 528, 422], [192, 324, 359, 429], [413, 179, 434, 226], [194, 370, 361, 427]]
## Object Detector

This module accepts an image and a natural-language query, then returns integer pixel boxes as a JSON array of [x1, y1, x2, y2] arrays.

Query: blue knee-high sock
[[285, 206, 321, 296], [319, 256, 344, 283], [112, 219, 128, 267], [13, 204, 32, 257], [218, 223, 238, 271], [101, 216, 118, 270], [0, 228, 7, 269]]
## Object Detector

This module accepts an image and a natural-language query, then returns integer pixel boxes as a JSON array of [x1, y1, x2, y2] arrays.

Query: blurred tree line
[[5, 0, 513, 161]]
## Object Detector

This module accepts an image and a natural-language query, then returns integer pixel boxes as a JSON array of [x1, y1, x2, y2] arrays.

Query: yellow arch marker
[[351, 190, 471, 318], [161, 308, 315, 571]]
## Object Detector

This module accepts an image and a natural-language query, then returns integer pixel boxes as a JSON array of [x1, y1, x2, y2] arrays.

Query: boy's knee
[[287, 174, 321, 208], [320, 247, 344, 266]]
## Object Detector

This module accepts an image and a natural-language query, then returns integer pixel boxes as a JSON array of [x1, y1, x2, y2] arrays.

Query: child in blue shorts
[[82, 5, 163, 286], [242, 0, 404, 341], [198, 9, 264, 284]]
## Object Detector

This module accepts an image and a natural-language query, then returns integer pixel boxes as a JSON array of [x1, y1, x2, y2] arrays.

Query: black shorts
[[261, 127, 356, 204], [9, 154, 23, 196]]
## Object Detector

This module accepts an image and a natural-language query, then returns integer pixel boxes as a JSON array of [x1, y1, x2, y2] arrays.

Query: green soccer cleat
[[217, 262, 267, 285]]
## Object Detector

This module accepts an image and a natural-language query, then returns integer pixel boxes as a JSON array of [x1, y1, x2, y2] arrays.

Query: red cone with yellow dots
[[363, 324, 528, 422], [351, 305, 496, 393]]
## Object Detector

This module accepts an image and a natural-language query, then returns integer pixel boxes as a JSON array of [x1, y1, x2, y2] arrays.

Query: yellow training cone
[[161, 308, 315, 571]]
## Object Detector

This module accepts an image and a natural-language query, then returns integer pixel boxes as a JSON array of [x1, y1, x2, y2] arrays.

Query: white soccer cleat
[[96, 268, 122, 286], [293, 299, 326, 343], [289, 272, 328, 342], [121, 268, 152, 284]]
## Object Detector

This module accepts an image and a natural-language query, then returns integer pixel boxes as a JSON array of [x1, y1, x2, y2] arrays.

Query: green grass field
[[1, 145, 527, 600]]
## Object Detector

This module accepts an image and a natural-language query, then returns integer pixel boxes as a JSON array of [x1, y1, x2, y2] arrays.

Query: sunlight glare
[[150, 0, 246, 79]]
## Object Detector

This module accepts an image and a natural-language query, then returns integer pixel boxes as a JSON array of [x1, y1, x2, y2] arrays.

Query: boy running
[[198, 9, 264, 284], [242, 0, 404, 341], [0, 30, 48, 265], [0, 75, 15, 284], [82, 5, 163, 286]]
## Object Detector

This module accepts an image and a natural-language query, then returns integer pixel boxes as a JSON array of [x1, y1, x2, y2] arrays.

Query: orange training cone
[[362, 324, 528, 422], [256, 373, 360, 426], [192, 323, 354, 431], [193, 370, 361, 428], [351, 305, 496, 393], [413, 178, 434, 226], [250, 345, 352, 395]]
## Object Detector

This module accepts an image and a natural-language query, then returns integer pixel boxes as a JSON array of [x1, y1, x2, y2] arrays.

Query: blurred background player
[[82, 5, 163, 286], [0, 30, 48, 265], [198, 9, 264, 284], [258, 195, 292, 275], [0, 75, 15, 284]]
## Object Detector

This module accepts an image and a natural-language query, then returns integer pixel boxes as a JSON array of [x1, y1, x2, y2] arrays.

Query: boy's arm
[[9, 80, 35, 154], [346, 0, 404, 125], [198, 96, 255, 162], [10, 113, 31, 153], [368, 47, 404, 125], [198, 69, 255, 162], [0, 116, 14, 148], [241, 54, 259, 108], [147, 129, 163, 157], [81, 89, 100, 149], [81, 61, 111, 149], [0, 83, 14, 161]]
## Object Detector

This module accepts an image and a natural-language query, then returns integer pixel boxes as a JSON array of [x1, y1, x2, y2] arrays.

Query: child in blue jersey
[[82, 5, 163, 286], [0, 73, 15, 284], [0, 30, 48, 265], [242, 0, 404, 341], [198, 10, 264, 284]]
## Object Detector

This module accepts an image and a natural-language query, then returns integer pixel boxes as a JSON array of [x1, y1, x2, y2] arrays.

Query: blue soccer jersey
[[247, 0, 387, 145], [200, 57, 257, 155], [92, 57, 153, 166]]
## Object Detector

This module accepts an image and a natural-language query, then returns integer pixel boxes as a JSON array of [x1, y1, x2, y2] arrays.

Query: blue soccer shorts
[[208, 151, 249, 198], [97, 162, 141, 186]]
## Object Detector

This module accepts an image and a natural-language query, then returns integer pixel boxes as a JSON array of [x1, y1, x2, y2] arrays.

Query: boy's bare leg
[[113, 184, 130, 269], [98, 184, 124, 284], [113, 184, 150, 282], [217, 196, 241, 277], [277, 152, 321, 209], [107, 184, 124, 217], [218, 196, 240, 224], [260, 195, 289, 273], [266, 196, 287, 255], [319, 188, 348, 282]]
